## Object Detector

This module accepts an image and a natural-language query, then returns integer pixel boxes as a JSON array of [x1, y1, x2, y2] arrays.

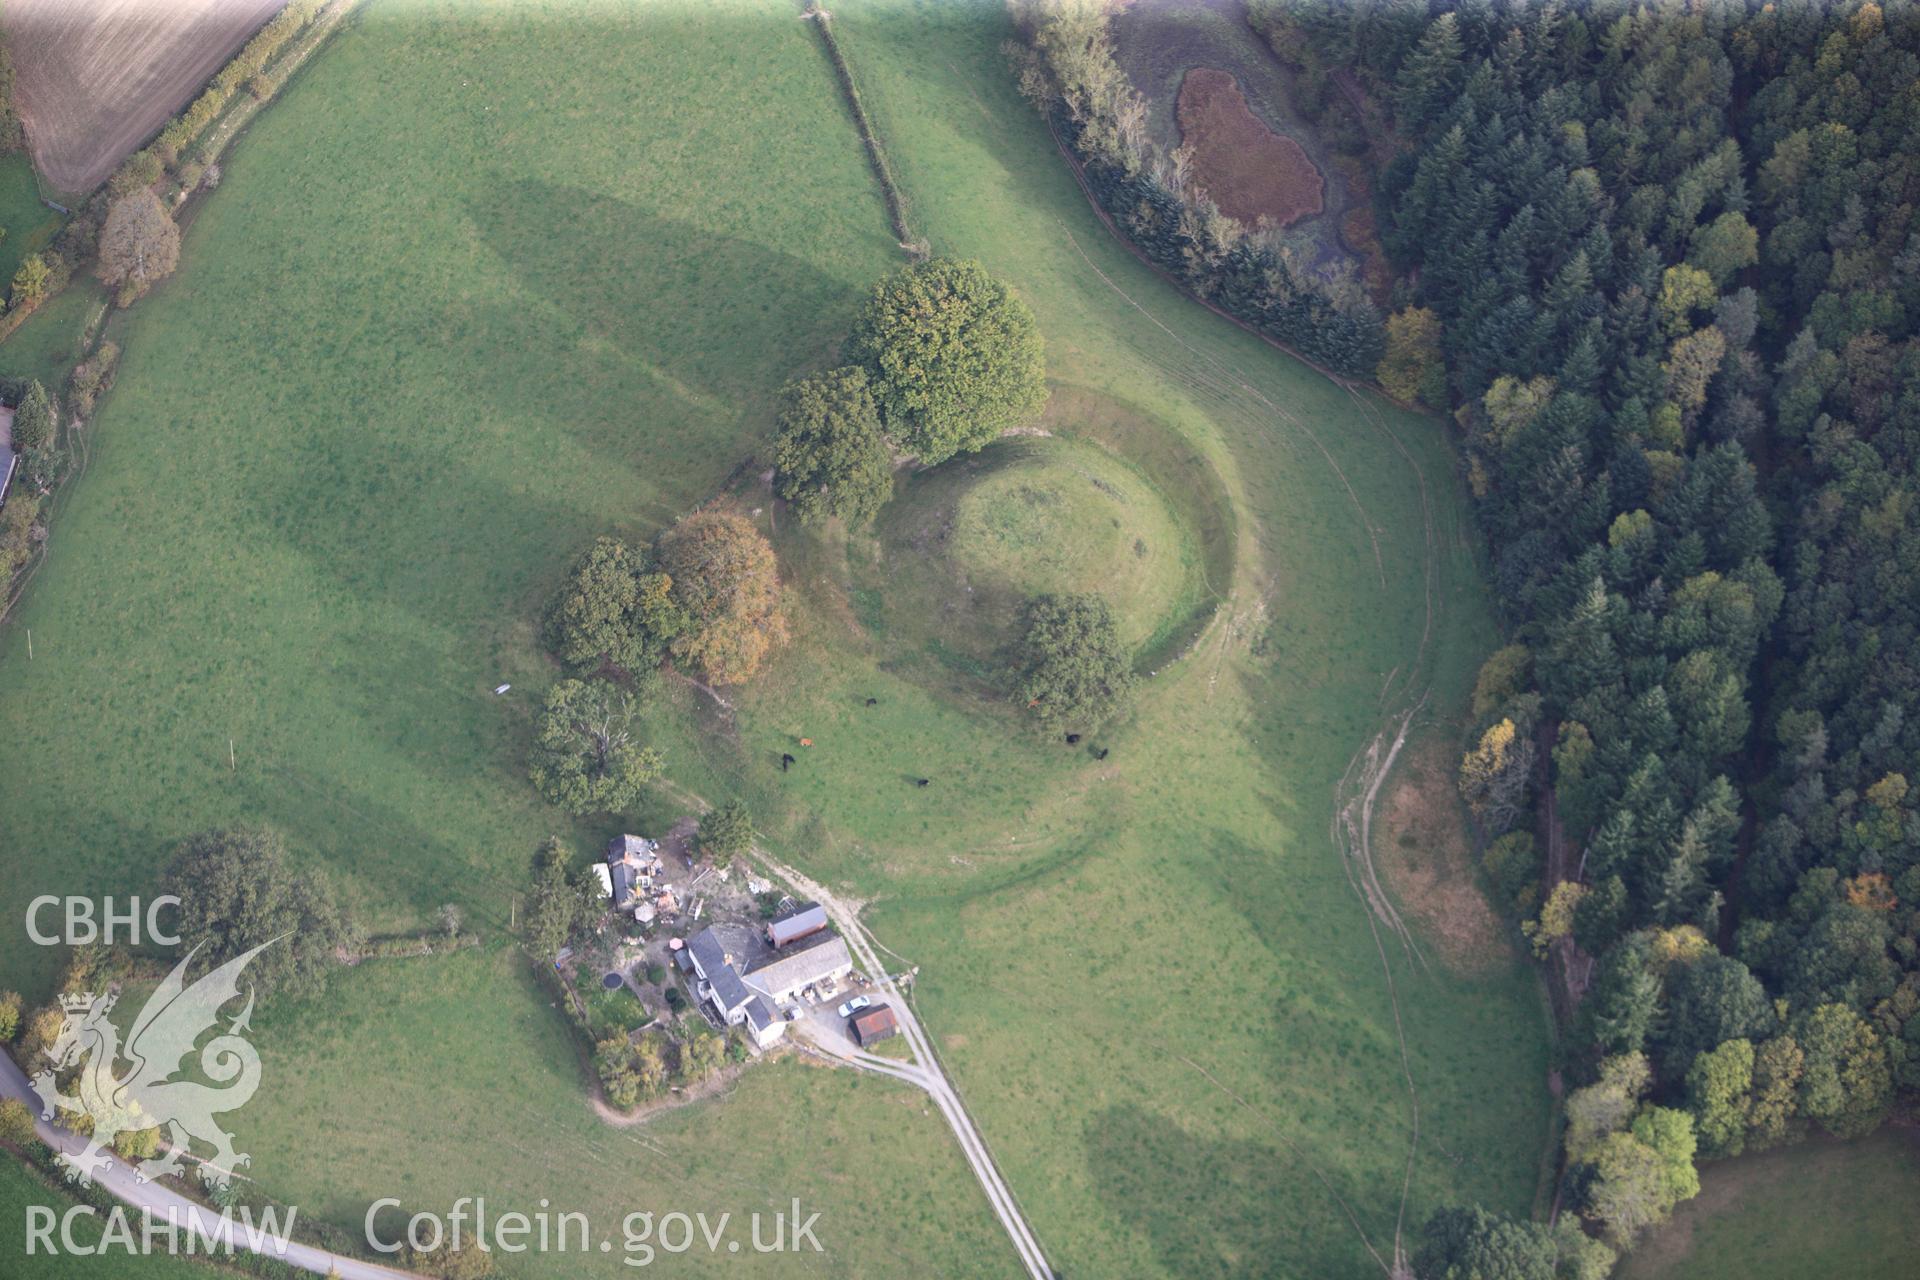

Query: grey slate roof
[[743, 934, 851, 1000], [608, 834, 651, 861], [688, 927, 752, 1012], [745, 996, 777, 1032]]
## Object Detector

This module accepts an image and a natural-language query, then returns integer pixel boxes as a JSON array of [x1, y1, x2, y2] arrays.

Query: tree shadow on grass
[[463, 178, 866, 469]]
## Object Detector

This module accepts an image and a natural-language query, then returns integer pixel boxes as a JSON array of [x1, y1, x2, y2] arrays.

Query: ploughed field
[[2, 0, 284, 194], [0, 0, 1551, 1276]]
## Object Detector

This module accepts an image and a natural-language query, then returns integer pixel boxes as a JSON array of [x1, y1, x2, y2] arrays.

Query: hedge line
[[353, 930, 480, 960], [157, 0, 326, 159], [809, 10, 918, 254]]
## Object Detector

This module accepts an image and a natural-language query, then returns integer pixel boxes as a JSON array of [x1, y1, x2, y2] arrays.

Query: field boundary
[[803, 5, 920, 256], [0, 0, 361, 631]]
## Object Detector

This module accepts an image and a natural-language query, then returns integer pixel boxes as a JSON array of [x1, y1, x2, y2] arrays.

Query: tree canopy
[[548, 536, 683, 677], [11, 381, 54, 452], [653, 509, 786, 684], [772, 366, 894, 526], [522, 836, 595, 959], [845, 258, 1047, 465], [695, 799, 754, 863], [528, 677, 663, 815], [96, 191, 180, 305], [162, 828, 361, 1001], [1415, 1204, 1614, 1280], [1240, 0, 1920, 1253], [1014, 592, 1135, 733]]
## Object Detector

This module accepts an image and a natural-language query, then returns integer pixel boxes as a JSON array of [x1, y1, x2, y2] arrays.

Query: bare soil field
[[3, 0, 283, 194], [1176, 67, 1322, 227]]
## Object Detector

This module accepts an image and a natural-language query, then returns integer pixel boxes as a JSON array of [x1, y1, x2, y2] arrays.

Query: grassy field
[[0, 1159, 228, 1278], [0, 154, 63, 292], [1619, 1129, 1920, 1280], [240, 944, 1003, 1275], [862, 433, 1202, 675], [0, 0, 1553, 1276]]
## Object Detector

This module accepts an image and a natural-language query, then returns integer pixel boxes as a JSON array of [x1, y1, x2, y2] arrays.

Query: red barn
[[849, 1004, 897, 1046]]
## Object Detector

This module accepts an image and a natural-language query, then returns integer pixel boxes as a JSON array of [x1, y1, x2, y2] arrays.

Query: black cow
[[1065, 733, 1081, 745], [916, 778, 930, 787], [781, 753, 797, 772]]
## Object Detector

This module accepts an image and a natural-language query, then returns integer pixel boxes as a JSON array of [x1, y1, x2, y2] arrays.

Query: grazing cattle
[[781, 753, 797, 771], [1095, 748, 1110, 760], [1065, 733, 1081, 745], [865, 697, 878, 706], [916, 778, 930, 787]]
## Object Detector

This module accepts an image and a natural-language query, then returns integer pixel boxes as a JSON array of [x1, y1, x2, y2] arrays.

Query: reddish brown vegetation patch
[[4, 0, 284, 194], [1375, 731, 1510, 975], [1175, 67, 1323, 228]]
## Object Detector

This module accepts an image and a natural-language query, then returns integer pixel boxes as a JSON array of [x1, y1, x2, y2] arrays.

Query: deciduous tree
[[846, 258, 1047, 464], [1376, 306, 1445, 405], [1014, 592, 1135, 732], [96, 191, 180, 306], [772, 367, 894, 526], [653, 510, 786, 683], [0, 1097, 35, 1148], [528, 678, 663, 815], [162, 828, 361, 1001], [549, 537, 683, 677]]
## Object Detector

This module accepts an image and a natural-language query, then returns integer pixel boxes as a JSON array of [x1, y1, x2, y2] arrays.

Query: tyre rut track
[[1056, 188, 1451, 1276]]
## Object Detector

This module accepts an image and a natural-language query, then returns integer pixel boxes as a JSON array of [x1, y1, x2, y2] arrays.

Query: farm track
[[652, 780, 1053, 1279], [0, 1053, 421, 1280]]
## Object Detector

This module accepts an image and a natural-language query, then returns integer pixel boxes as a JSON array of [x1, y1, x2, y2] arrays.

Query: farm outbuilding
[[850, 1004, 897, 1046], [767, 902, 828, 948]]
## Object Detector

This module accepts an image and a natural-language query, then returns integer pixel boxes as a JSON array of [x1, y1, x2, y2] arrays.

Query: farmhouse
[[686, 924, 854, 1049], [745, 934, 852, 1005]]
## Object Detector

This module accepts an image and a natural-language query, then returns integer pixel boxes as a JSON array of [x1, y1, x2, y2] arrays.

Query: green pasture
[[0, 1159, 227, 1279], [1618, 1130, 1920, 1280], [0, 154, 62, 295], [860, 432, 1201, 678], [0, 0, 1553, 1276]]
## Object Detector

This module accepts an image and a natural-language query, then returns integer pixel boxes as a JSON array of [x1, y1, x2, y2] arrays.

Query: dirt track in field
[[3, 0, 284, 195], [1176, 66, 1323, 228]]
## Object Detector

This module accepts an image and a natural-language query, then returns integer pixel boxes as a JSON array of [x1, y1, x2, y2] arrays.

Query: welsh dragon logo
[[31, 938, 276, 1188]]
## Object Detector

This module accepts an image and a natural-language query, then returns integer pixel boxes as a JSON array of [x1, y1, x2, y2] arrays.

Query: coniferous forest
[[1021, 0, 1920, 1272]]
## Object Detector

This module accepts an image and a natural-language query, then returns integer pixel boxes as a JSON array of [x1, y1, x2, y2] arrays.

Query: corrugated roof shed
[[768, 903, 829, 948]]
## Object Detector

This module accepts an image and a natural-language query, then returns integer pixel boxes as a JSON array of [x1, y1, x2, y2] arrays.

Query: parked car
[[837, 995, 871, 1019]]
